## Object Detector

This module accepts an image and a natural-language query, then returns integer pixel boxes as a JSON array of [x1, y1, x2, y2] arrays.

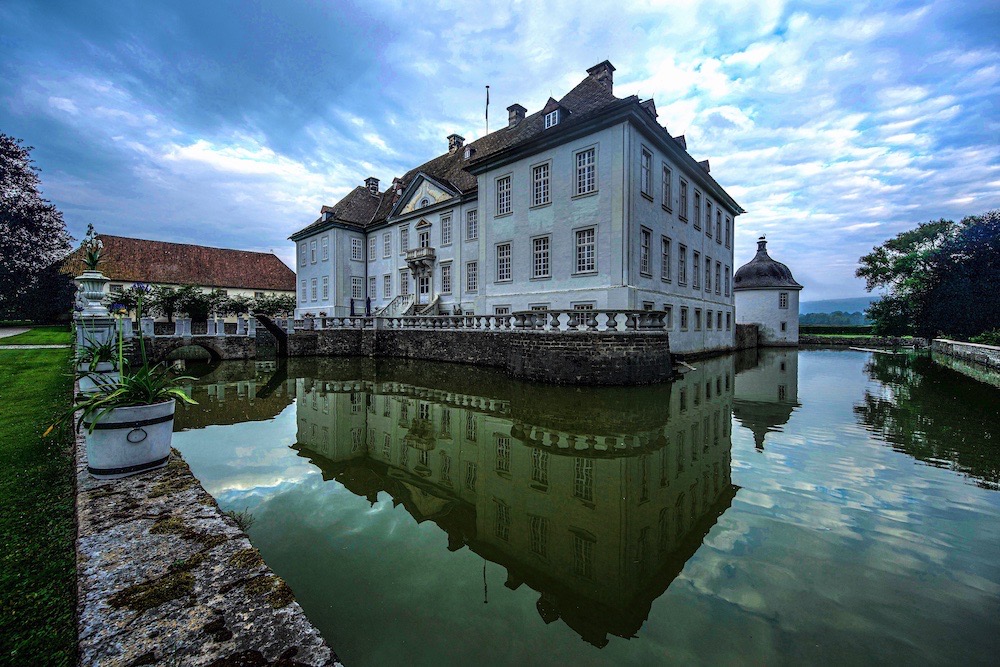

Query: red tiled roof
[[63, 235, 296, 291]]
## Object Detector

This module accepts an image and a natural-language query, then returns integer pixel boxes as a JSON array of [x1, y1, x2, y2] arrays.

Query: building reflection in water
[[732, 348, 800, 450], [287, 357, 739, 648]]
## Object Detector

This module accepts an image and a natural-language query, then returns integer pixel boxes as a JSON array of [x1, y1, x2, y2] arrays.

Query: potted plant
[[75, 224, 109, 316], [77, 330, 121, 394], [50, 285, 197, 479]]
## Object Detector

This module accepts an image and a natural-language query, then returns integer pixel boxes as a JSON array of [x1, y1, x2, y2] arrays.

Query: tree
[[218, 294, 254, 317], [252, 293, 296, 318], [0, 134, 72, 320], [177, 286, 225, 322], [857, 211, 1000, 339], [148, 285, 184, 323]]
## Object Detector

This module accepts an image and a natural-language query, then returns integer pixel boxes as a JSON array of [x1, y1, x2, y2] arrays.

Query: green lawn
[[0, 348, 76, 666], [2, 325, 73, 345]]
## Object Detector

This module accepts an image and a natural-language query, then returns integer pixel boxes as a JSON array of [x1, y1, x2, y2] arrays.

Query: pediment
[[394, 173, 456, 216]]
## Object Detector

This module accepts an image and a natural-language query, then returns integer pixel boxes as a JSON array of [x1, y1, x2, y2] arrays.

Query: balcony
[[405, 246, 436, 271]]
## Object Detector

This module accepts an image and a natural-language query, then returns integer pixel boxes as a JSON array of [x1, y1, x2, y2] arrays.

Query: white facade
[[292, 62, 744, 355]]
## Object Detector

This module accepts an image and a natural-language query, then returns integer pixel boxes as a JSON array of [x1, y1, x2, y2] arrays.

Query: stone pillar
[[248, 318, 257, 337], [206, 319, 217, 336], [119, 318, 134, 338], [285, 318, 295, 334], [236, 317, 247, 336], [140, 318, 155, 337], [176, 318, 192, 337]]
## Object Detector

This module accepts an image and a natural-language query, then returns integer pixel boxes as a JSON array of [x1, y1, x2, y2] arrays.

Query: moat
[[171, 349, 1000, 666]]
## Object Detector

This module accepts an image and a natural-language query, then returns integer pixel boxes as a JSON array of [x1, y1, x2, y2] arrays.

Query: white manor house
[[291, 61, 744, 355]]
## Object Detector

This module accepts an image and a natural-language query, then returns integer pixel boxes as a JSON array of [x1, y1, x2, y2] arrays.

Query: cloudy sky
[[2, 0, 998, 300]]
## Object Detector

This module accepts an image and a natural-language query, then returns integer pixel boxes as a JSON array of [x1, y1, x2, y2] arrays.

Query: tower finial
[[757, 236, 767, 252]]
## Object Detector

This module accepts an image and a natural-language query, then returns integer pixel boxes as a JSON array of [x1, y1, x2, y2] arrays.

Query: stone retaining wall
[[932, 339, 1000, 388], [288, 328, 673, 386], [75, 429, 339, 666], [799, 335, 929, 348], [735, 324, 759, 350]]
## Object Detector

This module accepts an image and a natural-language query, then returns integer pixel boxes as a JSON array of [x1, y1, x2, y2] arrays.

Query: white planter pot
[[84, 400, 175, 479], [77, 361, 120, 394]]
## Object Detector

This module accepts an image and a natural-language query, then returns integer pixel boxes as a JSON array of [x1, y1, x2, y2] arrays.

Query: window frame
[[351, 237, 363, 262], [531, 161, 551, 208], [440, 262, 452, 294], [574, 226, 597, 274], [544, 109, 559, 128], [466, 209, 478, 241], [679, 180, 689, 220], [466, 260, 479, 292], [531, 235, 551, 280], [573, 145, 598, 197], [441, 214, 452, 246], [640, 147, 653, 199], [661, 236, 672, 282], [662, 164, 672, 211], [639, 227, 652, 277], [495, 242, 512, 283], [495, 174, 512, 217]]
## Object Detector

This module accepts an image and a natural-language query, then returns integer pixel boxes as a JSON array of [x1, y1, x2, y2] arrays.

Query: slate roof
[[63, 235, 297, 291], [733, 238, 803, 291]]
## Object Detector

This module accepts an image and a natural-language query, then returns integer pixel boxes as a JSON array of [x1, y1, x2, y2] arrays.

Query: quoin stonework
[[291, 61, 744, 356]]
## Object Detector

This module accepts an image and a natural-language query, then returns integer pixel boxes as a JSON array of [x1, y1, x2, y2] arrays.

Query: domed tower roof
[[733, 237, 803, 291]]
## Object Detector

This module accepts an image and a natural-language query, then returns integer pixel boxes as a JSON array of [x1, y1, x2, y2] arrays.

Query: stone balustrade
[[293, 310, 668, 333]]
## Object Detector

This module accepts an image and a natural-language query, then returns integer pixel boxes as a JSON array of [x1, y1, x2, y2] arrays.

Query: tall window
[[693, 252, 701, 289], [383, 232, 391, 257], [310, 240, 317, 263], [680, 306, 689, 330], [531, 449, 549, 486], [441, 215, 452, 245], [693, 191, 702, 230], [706, 202, 713, 237], [725, 267, 731, 296], [694, 308, 702, 331], [399, 270, 409, 296], [574, 458, 594, 502], [465, 462, 477, 490], [678, 244, 687, 285], [466, 210, 478, 240], [383, 274, 391, 298], [322, 276, 329, 300], [716, 262, 722, 295], [573, 534, 594, 578], [351, 238, 363, 261], [351, 277, 363, 299], [663, 304, 673, 328], [466, 261, 478, 291], [725, 217, 732, 248], [640, 228, 651, 275], [300, 280, 306, 301], [662, 165, 672, 210], [494, 500, 510, 541], [368, 237, 376, 261], [532, 163, 550, 206], [705, 255, 712, 292], [368, 276, 376, 299], [641, 148, 652, 196], [400, 225, 409, 252], [441, 263, 452, 293], [575, 148, 596, 195], [496, 243, 512, 282], [529, 516, 548, 557], [321, 236, 329, 261], [716, 210, 722, 243], [779, 292, 789, 309], [496, 175, 511, 216], [576, 228, 596, 273], [496, 437, 511, 473], [299, 243, 307, 267], [310, 278, 317, 301], [679, 180, 688, 219], [661, 236, 672, 281], [533, 236, 550, 278]]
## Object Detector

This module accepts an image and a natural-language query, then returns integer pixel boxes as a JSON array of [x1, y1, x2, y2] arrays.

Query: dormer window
[[464, 146, 475, 160], [418, 197, 430, 209], [544, 110, 559, 129]]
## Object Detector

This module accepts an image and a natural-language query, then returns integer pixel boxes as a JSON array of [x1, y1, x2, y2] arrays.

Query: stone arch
[[156, 338, 224, 363]]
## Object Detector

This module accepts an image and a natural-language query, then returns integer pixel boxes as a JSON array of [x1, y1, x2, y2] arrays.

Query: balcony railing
[[405, 246, 435, 270], [294, 310, 668, 333]]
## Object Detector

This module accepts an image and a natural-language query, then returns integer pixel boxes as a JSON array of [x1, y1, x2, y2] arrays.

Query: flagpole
[[485, 85, 490, 135]]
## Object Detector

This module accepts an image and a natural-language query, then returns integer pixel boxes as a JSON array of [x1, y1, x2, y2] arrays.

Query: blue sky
[[1, 0, 997, 300]]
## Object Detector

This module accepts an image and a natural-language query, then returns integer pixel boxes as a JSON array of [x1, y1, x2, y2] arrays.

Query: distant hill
[[799, 296, 878, 315]]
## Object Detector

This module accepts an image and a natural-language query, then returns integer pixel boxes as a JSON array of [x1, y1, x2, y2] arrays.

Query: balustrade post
[[248, 318, 257, 336], [585, 311, 599, 331], [140, 317, 155, 338], [625, 312, 638, 331], [206, 319, 216, 336]]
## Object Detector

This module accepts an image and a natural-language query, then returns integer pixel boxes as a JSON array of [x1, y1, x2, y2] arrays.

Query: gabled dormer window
[[544, 110, 559, 128]]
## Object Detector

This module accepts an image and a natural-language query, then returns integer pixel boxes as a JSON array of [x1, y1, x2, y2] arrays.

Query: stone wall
[[287, 328, 673, 386], [129, 335, 257, 363], [932, 339, 1000, 387], [799, 335, 929, 348], [735, 323, 759, 350]]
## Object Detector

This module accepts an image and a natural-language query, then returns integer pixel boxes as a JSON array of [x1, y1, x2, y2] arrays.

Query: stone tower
[[734, 237, 803, 345]]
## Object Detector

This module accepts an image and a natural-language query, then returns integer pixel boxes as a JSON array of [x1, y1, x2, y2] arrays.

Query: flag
[[485, 85, 490, 119]]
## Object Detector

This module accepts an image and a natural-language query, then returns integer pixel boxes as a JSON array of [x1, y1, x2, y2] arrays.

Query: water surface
[[172, 350, 1000, 665]]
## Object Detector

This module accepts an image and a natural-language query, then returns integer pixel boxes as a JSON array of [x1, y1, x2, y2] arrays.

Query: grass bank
[[0, 348, 76, 666], [2, 325, 72, 345]]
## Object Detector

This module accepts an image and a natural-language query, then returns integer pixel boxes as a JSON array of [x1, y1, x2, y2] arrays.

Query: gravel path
[[0, 327, 30, 339], [0, 344, 72, 349]]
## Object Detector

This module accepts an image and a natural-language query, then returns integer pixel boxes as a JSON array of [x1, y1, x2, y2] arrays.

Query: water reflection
[[854, 352, 1000, 490], [286, 357, 738, 648], [732, 348, 801, 450]]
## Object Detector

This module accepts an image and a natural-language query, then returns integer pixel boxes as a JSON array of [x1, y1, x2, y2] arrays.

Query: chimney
[[447, 134, 465, 153], [507, 103, 526, 127], [364, 176, 379, 196], [586, 60, 615, 92]]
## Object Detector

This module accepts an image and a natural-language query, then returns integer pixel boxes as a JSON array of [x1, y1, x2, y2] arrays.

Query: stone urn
[[75, 270, 110, 317], [83, 400, 175, 479]]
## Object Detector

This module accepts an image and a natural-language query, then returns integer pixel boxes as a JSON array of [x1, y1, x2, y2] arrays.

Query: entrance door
[[417, 275, 430, 305]]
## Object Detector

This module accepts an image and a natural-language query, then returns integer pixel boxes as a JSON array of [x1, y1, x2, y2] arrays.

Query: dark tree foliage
[[13, 263, 76, 323], [799, 311, 868, 326], [0, 134, 72, 320], [857, 211, 1000, 339], [251, 293, 296, 317]]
